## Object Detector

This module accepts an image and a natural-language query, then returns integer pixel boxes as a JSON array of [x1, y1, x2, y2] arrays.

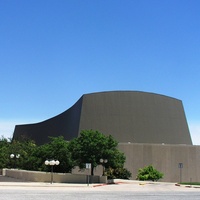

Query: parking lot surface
[[0, 176, 200, 200]]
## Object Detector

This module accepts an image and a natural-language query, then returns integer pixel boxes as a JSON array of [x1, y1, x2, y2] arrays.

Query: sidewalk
[[1, 175, 199, 189], [0, 175, 103, 187]]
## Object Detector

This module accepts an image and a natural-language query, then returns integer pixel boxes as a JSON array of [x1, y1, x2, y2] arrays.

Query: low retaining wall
[[3, 169, 107, 183]]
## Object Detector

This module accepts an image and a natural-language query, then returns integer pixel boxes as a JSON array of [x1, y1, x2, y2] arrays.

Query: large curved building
[[13, 91, 200, 183], [13, 91, 192, 145]]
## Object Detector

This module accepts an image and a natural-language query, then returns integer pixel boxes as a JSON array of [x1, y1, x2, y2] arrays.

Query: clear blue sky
[[0, 0, 200, 144]]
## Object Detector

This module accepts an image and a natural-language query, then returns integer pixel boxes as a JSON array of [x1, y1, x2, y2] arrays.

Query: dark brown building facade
[[13, 91, 192, 145]]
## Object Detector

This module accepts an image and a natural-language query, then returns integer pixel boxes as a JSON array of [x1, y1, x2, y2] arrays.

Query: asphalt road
[[0, 181, 200, 200]]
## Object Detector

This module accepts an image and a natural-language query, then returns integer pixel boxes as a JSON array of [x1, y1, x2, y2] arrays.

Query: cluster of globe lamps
[[44, 159, 60, 184]]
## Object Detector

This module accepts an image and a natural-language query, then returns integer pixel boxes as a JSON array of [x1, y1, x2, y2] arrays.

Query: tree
[[34, 136, 74, 173], [9, 138, 38, 170], [136, 165, 164, 181], [0, 137, 11, 169], [68, 130, 126, 176], [0, 137, 38, 170]]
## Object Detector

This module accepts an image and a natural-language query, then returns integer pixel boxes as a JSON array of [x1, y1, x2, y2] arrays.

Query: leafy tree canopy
[[36, 136, 74, 173], [0, 131, 129, 179], [0, 137, 11, 168], [68, 130, 126, 175]]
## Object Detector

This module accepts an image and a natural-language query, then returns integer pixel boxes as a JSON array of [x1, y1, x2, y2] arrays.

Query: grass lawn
[[180, 182, 200, 186]]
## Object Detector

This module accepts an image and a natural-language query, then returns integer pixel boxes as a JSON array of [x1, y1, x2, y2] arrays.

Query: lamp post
[[10, 154, 20, 168], [178, 163, 183, 183], [45, 159, 60, 184], [100, 158, 108, 176]]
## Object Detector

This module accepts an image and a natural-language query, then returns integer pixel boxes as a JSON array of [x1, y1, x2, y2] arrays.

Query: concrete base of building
[[118, 143, 200, 182]]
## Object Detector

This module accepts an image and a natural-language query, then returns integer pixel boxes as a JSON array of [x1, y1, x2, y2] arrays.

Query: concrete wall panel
[[78, 91, 192, 145], [3, 169, 107, 183], [118, 143, 200, 182]]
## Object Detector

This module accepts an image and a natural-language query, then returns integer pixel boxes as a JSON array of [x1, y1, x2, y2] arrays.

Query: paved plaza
[[0, 176, 200, 200]]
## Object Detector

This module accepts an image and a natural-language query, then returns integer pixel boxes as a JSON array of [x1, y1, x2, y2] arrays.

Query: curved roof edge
[[15, 91, 181, 127], [83, 90, 182, 102]]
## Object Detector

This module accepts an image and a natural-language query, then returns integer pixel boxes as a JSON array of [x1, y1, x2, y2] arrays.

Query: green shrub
[[136, 165, 163, 181], [106, 167, 132, 179]]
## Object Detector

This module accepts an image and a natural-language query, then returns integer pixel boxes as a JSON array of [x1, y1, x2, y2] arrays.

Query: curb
[[93, 184, 107, 187], [175, 183, 200, 188], [0, 183, 96, 188]]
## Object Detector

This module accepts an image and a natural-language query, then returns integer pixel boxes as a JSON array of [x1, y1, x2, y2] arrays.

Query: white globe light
[[16, 154, 20, 159], [50, 160, 56, 165], [10, 154, 14, 158], [55, 160, 60, 165], [45, 160, 50, 165], [100, 158, 108, 163]]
